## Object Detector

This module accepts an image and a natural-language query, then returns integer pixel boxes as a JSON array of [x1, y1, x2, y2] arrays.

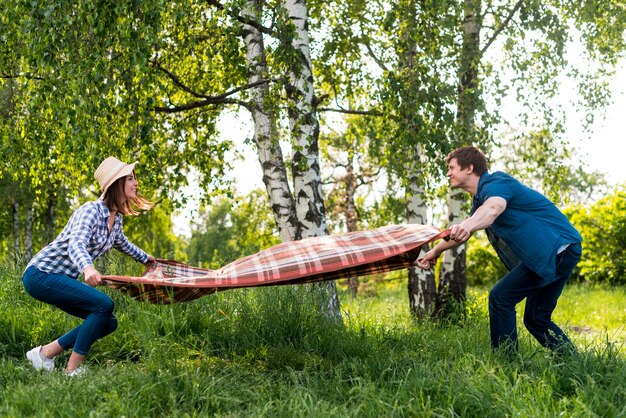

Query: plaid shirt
[[27, 200, 148, 279]]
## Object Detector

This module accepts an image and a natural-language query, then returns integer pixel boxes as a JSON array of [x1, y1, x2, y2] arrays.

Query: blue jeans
[[22, 266, 118, 356], [488, 243, 582, 352]]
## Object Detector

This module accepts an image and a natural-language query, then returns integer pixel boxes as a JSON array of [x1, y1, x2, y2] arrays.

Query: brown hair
[[446, 146, 488, 175], [103, 172, 154, 216]]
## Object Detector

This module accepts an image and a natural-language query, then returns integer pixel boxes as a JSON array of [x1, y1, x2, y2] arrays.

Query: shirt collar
[[96, 199, 119, 220], [476, 171, 491, 194]]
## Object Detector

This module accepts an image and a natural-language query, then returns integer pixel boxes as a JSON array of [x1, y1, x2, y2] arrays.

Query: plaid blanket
[[103, 224, 448, 304]]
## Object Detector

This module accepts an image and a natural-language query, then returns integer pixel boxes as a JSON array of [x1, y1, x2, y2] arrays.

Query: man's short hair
[[446, 146, 488, 175]]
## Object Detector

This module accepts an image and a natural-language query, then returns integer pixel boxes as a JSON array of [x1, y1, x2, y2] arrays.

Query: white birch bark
[[282, 0, 326, 239], [405, 146, 436, 318], [438, 187, 467, 305], [438, 0, 480, 306], [282, 0, 340, 319], [241, 0, 297, 242]]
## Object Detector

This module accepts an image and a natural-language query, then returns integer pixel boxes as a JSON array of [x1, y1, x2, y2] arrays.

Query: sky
[[572, 65, 626, 185]]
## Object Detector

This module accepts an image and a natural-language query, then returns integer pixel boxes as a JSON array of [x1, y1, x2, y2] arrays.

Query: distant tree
[[321, 115, 383, 297], [497, 128, 607, 206], [187, 189, 280, 269]]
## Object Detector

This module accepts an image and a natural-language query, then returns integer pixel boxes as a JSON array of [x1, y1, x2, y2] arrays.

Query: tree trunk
[[456, 0, 481, 136], [437, 0, 481, 311], [344, 163, 359, 298], [12, 201, 21, 260], [437, 187, 467, 314], [405, 147, 436, 319], [241, 0, 299, 242], [282, 0, 341, 319], [44, 191, 57, 245], [395, 0, 437, 319], [24, 204, 33, 261]]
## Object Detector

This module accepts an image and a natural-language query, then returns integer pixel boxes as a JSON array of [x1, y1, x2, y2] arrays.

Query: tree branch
[[317, 107, 384, 117], [151, 97, 251, 113], [151, 61, 209, 99], [1, 73, 44, 80], [481, 0, 524, 55], [206, 0, 273, 34], [363, 40, 390, 73], [151, 60, 274, 104]]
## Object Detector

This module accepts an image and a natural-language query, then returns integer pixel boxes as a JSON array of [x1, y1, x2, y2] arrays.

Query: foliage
[[122, 199, 187, 260], [320, 114, 388, 233], [358, 194, 406, 229], [0, 258, 624, 416], [311, 0, 459, 187], [566, 189, 626, 284], [187, 189, 280, 269], [496, 128, 608, 206], [466, 231, 509, 286], [0, 0, 234, 198]]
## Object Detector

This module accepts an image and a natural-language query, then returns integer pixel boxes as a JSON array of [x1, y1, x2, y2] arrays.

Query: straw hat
[[94, 156, 137, 198]]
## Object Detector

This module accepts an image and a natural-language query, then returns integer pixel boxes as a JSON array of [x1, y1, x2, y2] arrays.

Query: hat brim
[[100, 162, 137, 199]]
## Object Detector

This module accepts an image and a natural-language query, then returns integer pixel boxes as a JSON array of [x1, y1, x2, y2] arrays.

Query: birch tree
[[437, 0, 482, 310], [240, 0, 298, 242], [281, 0, 341, 317], [321, 116, 383, 298]]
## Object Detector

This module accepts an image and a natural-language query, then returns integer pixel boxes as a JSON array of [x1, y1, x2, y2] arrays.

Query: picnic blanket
[[103, 224, 448, 304]]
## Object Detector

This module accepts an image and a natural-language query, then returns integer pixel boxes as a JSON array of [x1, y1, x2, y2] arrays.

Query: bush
[[565, 189, 626, 284], [466, 231, 508, 286]]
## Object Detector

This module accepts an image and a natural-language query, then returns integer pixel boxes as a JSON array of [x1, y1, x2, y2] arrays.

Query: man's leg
[[489, 263, 544, 351], [523, 243, 581, 352]]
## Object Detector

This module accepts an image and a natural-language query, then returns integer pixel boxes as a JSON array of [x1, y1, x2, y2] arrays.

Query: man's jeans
[[488, 242, 582, 352], [22, 266, 118, 355]]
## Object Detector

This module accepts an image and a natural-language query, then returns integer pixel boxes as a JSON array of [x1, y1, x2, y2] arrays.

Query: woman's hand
[[83, 265, 103, 287], [145, 255, 156, 266]]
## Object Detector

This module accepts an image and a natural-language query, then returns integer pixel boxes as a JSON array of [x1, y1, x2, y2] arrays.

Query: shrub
[[565, 189, 626, 284], [466, 231, 508, 286]]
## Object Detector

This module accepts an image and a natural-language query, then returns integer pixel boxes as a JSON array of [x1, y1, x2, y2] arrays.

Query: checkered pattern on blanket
[[104, 224, 448, 304]]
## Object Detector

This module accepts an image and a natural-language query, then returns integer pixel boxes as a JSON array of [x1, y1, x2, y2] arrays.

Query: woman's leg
[[22, 266, 118, 370]]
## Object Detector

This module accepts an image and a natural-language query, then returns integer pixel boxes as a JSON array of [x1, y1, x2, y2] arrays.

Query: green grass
[[1, 261, 625, 417]]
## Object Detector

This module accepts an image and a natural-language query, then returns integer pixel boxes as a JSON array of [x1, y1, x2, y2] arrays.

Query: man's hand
[[416, 249, 439, 269], [83, 265, 103, 287], [449, 222, 472, 243]]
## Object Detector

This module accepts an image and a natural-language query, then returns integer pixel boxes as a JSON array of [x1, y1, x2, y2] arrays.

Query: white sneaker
[[26, 346, 55, 371], [66, 367, 85, 377]]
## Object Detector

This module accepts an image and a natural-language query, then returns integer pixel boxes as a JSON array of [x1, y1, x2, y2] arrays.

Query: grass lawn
[[1, 262, 624, 417]]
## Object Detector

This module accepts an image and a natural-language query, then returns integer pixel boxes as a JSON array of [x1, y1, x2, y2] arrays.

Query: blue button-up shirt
[[27, 200, 148, 278], [471, 171, 582, 284]]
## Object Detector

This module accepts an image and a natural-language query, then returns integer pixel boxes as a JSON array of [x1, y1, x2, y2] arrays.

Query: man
[[419, 146, 582, 352]]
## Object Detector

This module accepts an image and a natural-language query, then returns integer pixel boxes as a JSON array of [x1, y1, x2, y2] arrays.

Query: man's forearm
[[431, 237, 464, 257], [458, 197, 506, 235]]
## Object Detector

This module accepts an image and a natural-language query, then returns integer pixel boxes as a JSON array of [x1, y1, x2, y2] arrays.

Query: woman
[[22, 156, 155, 376]]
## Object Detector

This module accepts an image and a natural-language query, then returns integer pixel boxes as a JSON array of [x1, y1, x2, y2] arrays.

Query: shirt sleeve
[[113, 226, 149, 264], [481, 174, 515, 202], [68, 203, 99, 272]]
